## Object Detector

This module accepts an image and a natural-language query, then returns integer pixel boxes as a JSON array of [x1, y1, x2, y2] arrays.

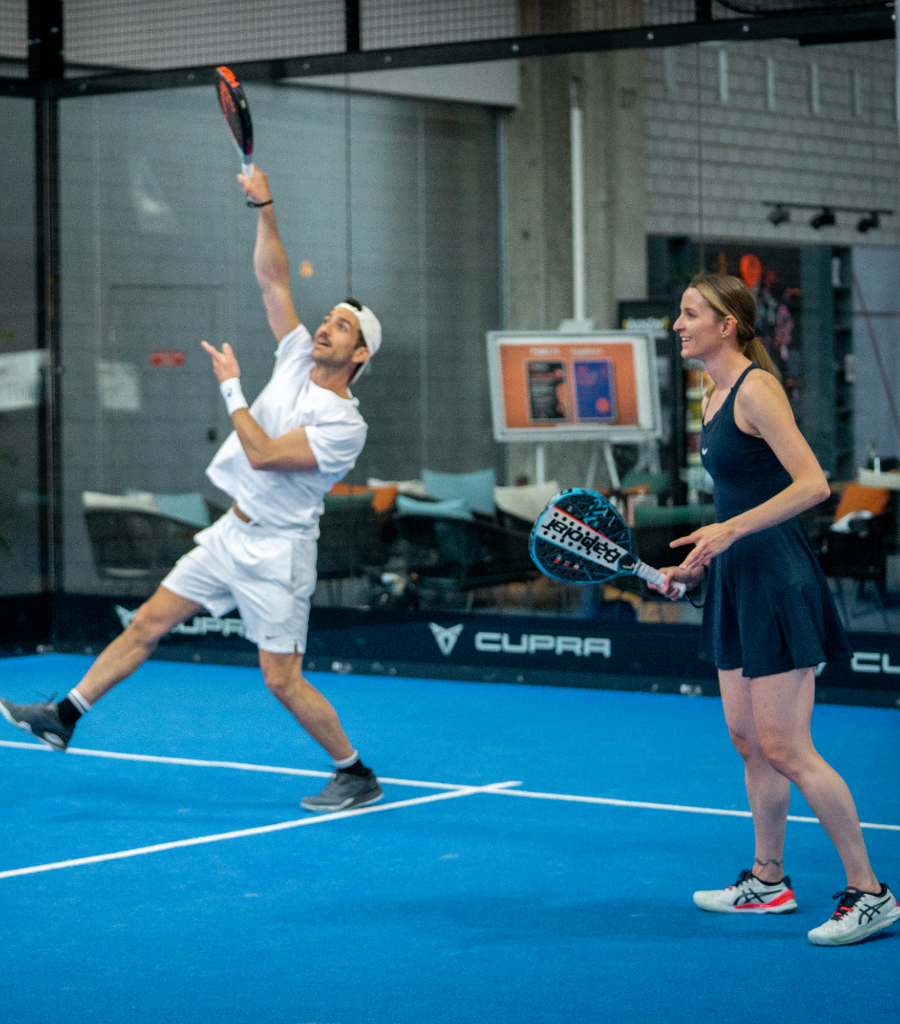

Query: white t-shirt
[[206, 324, 368, 533]]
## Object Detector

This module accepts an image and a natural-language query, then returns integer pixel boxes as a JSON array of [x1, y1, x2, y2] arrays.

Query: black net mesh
[[712, 0, 881, 11], [362, 0, 518, 49], [0, 0, 26, 61], [63, 0, 345, 71], [0, 1, 889, 72]]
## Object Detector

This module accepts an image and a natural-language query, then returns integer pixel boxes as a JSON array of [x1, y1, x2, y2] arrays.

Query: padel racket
[[215, 65, 254, 178], [530, 488, 686, 597]]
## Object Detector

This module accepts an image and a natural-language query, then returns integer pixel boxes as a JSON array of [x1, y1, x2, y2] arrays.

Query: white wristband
[[220, 378, 248, 415]]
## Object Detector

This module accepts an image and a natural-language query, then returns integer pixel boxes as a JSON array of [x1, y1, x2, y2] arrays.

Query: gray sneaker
[[0, 697, 74, 751], [300, 769, 384, 813]]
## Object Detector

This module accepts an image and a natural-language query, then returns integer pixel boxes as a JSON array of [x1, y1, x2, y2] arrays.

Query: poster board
[[486, 331, 661, 443]]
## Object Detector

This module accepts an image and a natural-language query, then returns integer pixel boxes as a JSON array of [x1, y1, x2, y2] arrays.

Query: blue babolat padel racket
[[530, 488, 686, 596]]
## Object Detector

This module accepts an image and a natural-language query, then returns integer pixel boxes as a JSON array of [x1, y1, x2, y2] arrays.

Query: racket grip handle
[[241, 162, 255, 177], [635, 561, 687, 599]]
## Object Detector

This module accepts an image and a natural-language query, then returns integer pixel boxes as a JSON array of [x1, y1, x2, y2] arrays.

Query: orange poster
[[499, 341, 639, 430]]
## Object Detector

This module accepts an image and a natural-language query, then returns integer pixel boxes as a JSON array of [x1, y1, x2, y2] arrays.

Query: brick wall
[[645, 39, 900, 248]]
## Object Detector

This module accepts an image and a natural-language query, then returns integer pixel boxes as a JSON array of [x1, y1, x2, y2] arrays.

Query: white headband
[[336, 302, 381, 358]]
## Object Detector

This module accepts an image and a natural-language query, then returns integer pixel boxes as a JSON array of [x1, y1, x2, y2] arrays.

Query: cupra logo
[[429, 622, 464, 656]]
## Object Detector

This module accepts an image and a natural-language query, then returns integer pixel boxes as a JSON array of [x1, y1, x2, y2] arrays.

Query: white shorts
[[162, 510, 317, 654]]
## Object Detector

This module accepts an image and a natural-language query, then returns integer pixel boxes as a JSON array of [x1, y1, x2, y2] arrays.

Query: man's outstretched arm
[[238, 166, 301, 343]]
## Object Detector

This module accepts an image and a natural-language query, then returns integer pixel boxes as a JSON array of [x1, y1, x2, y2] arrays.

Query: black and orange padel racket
[[215, 65, 254, 178]]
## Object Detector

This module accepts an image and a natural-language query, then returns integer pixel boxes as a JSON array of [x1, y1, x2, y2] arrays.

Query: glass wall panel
[[58, 84, 501, 598], [0, 95, 39, 596]]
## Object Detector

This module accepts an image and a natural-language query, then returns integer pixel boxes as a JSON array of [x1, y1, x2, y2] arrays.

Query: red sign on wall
[[151, 350, 186, 367]]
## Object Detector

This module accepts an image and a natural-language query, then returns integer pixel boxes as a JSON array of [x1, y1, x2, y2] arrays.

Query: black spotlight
[[857, 211, 880, 233], [768, 205, 790, 226], [810, 207, 836, 229]]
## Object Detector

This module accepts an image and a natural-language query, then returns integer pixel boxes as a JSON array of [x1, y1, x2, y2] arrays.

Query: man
[[0, 165, 384, 814]]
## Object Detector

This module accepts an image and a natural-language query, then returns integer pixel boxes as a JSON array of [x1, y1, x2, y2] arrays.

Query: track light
[[764, 202, 892, 230], [809, 207, 835, 229]]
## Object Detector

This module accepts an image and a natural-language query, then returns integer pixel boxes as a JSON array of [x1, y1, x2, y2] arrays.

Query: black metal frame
[[1, 7, 894, 100], [28, 1, 64, 634]]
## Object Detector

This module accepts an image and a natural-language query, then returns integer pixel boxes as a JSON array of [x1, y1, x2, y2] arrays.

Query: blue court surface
[[1, 653, 898, 1024]]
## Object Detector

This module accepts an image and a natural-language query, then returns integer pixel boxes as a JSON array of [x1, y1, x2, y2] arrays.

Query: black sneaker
[[300, 769, 384, 813], [0, 697, 74, 751]]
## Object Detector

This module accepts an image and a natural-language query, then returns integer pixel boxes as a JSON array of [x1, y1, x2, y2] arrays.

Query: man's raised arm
[[238, 167, 301, 342]]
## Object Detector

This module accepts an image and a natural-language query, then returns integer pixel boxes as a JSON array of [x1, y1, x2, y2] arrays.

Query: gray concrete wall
[[504, 42, 647, 489]]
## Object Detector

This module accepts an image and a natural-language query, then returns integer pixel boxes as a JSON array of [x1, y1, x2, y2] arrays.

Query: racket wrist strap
[[247, 198, 273, 208], [220, 377, 248, 415]]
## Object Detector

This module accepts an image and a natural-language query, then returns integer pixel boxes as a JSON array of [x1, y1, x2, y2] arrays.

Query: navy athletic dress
[[697, 364, 850, 678]]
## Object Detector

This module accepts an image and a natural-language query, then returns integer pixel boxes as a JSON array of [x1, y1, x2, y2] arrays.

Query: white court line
[[2, 739, 899, 833], [0, 739, 465, 790], [493, 788, 899, 831], [0, 780, 522, 880]]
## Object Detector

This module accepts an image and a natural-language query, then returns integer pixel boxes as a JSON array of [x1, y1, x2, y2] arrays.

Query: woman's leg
[[749, 667, 878, 892], [719, 668, 791, 881]]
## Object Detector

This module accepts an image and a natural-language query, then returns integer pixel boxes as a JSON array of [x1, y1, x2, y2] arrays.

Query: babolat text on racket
[[530, 488, 686, 597], [215, 65, 254, 177]]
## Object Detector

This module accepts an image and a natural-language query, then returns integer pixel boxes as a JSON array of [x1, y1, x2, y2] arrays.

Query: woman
[[655, 273, 898, 946]]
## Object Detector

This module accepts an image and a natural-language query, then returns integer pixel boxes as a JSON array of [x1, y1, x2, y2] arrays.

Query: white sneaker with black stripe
[[693, 869, 798, 914], [808, 885, 900, 946]]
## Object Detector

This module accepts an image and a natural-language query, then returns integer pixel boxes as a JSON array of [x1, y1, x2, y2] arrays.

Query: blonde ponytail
[[689, 272, 783, 392], [743, 336, 781, 381]]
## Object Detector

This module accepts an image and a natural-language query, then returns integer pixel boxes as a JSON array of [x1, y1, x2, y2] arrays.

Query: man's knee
[[260, 651, 303, 694], [128, 592, 189, 645]]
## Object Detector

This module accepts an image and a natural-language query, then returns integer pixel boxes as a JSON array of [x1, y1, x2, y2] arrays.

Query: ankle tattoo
[[754, 857, 783, 872]]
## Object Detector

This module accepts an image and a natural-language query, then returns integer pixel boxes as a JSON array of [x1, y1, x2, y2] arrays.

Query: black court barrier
[[0, 596, 898, 709]]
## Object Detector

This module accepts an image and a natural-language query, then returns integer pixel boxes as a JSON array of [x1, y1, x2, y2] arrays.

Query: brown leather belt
[[232, 501, 252, 523]]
